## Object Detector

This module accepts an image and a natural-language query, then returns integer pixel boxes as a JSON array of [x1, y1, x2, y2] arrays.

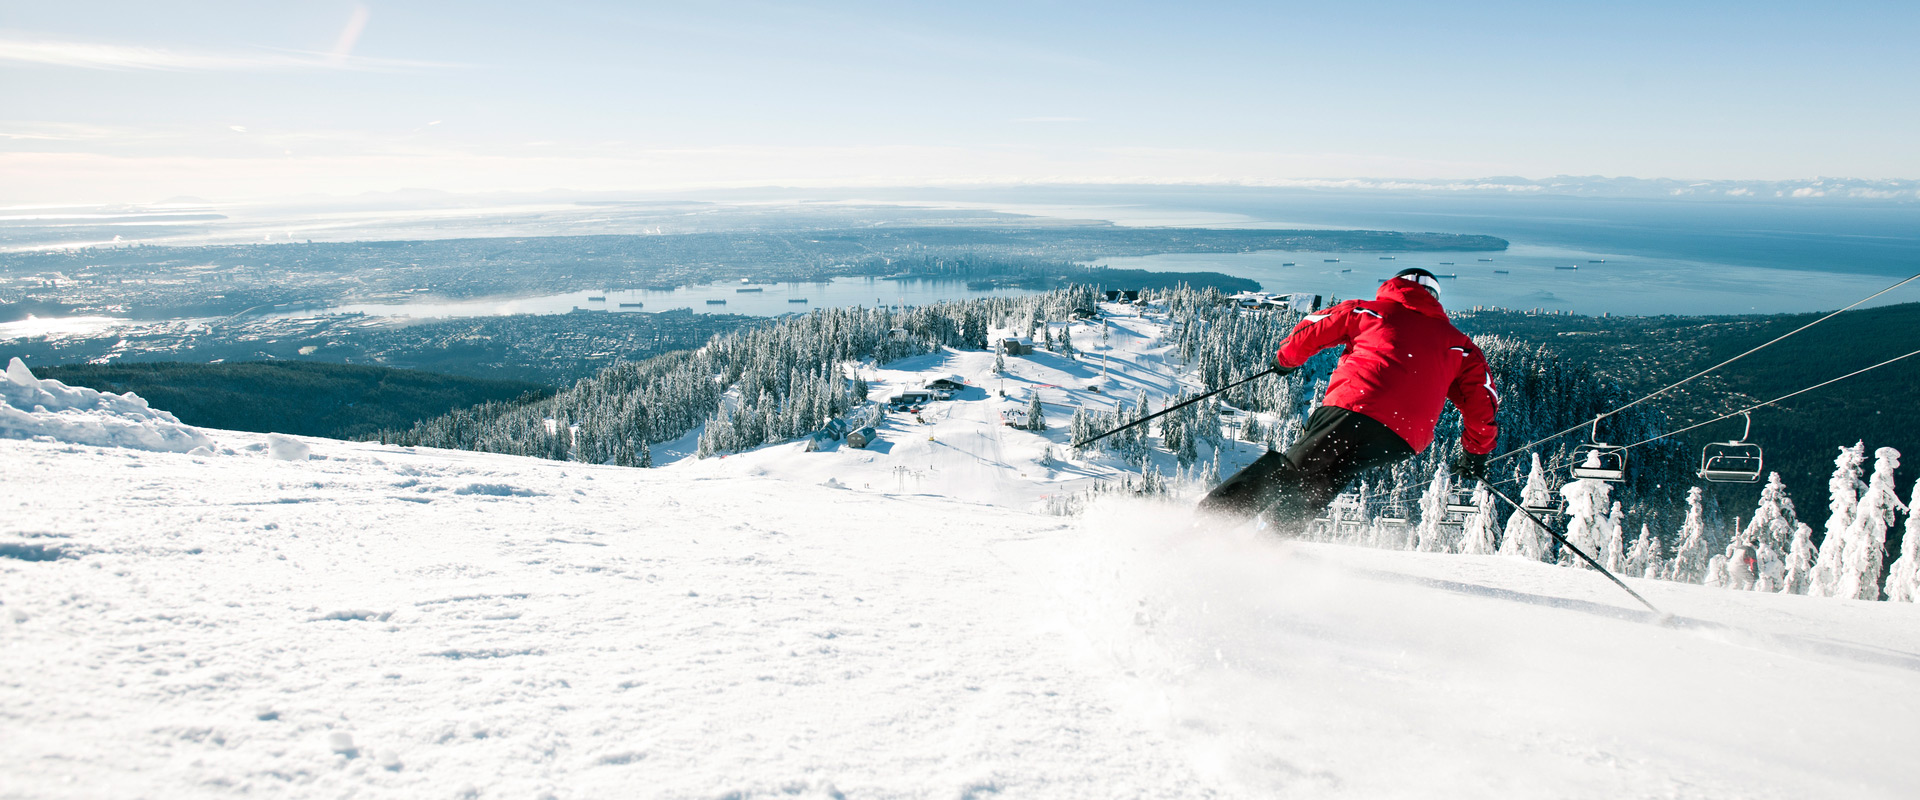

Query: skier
[[1197, 267, 1499, 530], [1727, 542, 1758, 590]]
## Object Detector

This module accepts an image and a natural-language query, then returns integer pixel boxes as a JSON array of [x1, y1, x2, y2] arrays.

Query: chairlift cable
[[1381, 342, 1920, 507], [1619, 345, 1920, 451], [1484, 270, 1920, 467], [1366, 275, 1920, 506]]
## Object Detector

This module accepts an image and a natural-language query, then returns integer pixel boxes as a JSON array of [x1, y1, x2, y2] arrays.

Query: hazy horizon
[[6, 174, 1920, 212]]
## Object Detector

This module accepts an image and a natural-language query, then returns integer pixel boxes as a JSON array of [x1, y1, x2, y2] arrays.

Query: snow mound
[[266, 433, 311, 461], [1, 357, 212, 452]]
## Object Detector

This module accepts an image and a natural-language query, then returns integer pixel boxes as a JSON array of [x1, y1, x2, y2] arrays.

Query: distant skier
[[1727, 542, 1758, 590], [1198, 267, 1499, 529]]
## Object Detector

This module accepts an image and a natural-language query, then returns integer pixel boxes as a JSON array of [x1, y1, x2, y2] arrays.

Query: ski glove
[[1453, 452, 1489, 482]]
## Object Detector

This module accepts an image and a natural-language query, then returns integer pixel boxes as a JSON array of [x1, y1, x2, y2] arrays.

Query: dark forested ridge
[[9, 309, 760, 388], [1456, 302, 1920, 525], [35, 361, 554, 440]]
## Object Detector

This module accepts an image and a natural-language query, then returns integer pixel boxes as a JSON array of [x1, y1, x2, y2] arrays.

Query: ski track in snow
[[5, 305, 1920, 798]]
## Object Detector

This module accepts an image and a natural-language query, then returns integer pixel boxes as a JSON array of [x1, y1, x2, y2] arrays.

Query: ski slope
[[4, 307, 1919, 798]]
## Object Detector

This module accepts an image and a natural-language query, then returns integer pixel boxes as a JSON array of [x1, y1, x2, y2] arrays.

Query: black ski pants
[[1198, 406, 1415, 530]]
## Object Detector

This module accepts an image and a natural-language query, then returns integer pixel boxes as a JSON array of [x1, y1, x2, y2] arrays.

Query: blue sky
[[2, 1, 1916, 203]]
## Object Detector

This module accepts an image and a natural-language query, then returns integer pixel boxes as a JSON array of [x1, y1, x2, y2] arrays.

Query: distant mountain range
[[1228, 176, 1920, 202]]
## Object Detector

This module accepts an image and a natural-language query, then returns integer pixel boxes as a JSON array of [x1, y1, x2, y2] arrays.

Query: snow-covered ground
[[5, 307, 1919, 798]]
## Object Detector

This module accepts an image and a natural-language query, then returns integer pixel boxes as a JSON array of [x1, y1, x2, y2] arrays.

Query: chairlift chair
[[1519, 492, 1564, 517], [1318, 492, 1360, 526], [1699, 412, 1765, 483], [1571, 419, 1628, 482], [1444, 485, 1480, 516]]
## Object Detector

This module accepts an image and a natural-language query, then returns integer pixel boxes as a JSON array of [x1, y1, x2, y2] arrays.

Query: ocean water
[[887, 185, 1920, 312], [887, 187, 1920, 316], [312, 276, 1039, 319], [900, 187, 1920, 277], [1090, 244, 1902, 316]]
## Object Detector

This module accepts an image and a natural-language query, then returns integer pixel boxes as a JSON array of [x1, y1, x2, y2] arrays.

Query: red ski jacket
[[1276, 278, 1499, 454]]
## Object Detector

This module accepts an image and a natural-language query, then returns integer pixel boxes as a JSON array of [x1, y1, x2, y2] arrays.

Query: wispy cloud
[[1013, 116, 1084, 123], [0, 31, 454, 72], [328, 4, 372, 65]]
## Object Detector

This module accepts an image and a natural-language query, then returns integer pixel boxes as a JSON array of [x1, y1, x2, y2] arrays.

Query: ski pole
[[1483, 484, 1664, 617], [1071, 366, 1282, 450]]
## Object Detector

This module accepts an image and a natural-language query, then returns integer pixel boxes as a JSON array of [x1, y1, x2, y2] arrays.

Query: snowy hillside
[[5, 308, 1920, 798], [677, 303, 1265, 511]]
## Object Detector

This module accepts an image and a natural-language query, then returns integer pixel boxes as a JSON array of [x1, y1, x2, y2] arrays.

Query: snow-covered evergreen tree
[[1558, 478, 1612, 569], [1160, 406, 1185, 456], [1195, 401, 1224, 452], [1241, 414, 1264, 443], [1068, 407, 1092, 454], [1884, 477, 1920, 602], [1459, 483, 1498, 555], [1625, 525, 1662, 579], [1025, 393, 1047, 432], [1704, 554, 1730, 588], [1175, 421, 1199, 469], [1754, 539, 1783, 593], [1740, 472, 1800, 564], [1670, 486, 1712, 583], [1782, 523, 1817, 595], [1603, 502, 1627, 574], [1415, 464, 1453, 553], [1835, 447, 1905, 601], [1499, 454, 1552, 562], [1811, 441, 1868, 597]]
